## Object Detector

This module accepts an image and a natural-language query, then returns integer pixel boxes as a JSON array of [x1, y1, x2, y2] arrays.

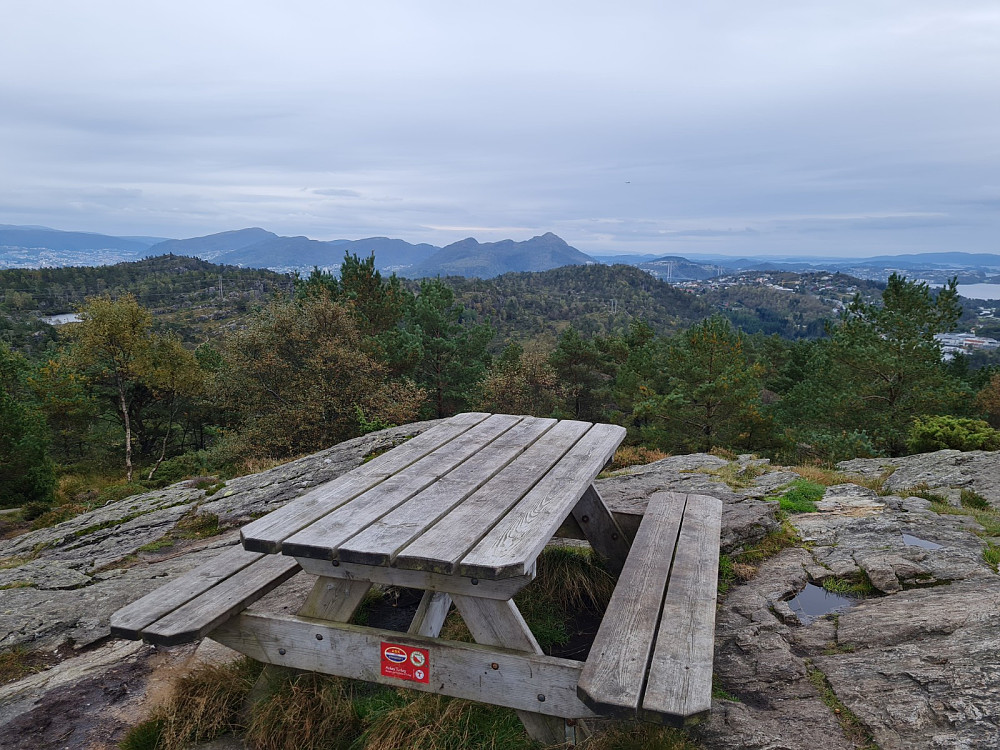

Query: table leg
[[451, 595, 568, 745], [244, 576, 373, 711], [298, 576, 373, 620], [572, 484, 632, 575], [408, 591, 452, 637]]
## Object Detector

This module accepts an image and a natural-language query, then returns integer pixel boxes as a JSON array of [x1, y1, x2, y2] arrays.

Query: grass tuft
[[779, 479, 825, 514], [358, 691, 536, 750], [175, 511, 222, 538], [821, 573, 879, 598], [149, 656, 262, 749], [514, 545, 616, 652], [602, 445, 670, 475], [718, 523, 801, 594], [245, 671, 364, 750], [0, 647, 43, 684], [805, 662, 879, 749], [118, 718, 165, 750], [960, 489, 992, 511], [585, 723, 699, 750], [697, 461, 767, 490], [984, 543, 1000, 572]]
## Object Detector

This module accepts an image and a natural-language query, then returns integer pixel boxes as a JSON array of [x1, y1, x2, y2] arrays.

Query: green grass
[[695, 461, 767, 490], [984, 543, 1000, 572], [585, 723, 698, 750], [0, 647, 42, 684], [175, 512, 222, 538], [718, 523, 802, 595], [779, 479, 825, 514], [137, 538, 175, 553], [960, 489, 992, 511], [805, 662, 879, 750], [118, 718, 165, 750], [821, 573, 879, 598]]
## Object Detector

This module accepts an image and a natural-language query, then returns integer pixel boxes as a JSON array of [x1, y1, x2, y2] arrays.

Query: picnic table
[[112, 413, 722, 745]]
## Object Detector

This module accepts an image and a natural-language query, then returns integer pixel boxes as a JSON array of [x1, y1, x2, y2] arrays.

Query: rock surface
[[1, 428, 999, 749]]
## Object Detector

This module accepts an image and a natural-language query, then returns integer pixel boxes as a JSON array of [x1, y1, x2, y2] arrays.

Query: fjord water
[[957, 283, 1000, 301]]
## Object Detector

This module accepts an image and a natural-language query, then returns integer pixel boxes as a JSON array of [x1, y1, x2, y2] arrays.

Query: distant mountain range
[[148, 229, 592, 278], [3, 224, 1000, 285]]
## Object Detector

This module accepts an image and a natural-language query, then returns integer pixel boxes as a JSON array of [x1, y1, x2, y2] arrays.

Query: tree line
[[3, 254, 1000, 516]]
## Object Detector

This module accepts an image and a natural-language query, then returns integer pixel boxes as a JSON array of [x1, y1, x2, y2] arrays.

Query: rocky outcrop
[[2, 429, 999, 749], [839, 449, 1000, 506], [699, 466, 1000, 750]]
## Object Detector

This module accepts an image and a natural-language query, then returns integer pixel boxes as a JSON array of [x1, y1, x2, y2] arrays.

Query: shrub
[[906, 415, 1000, 454]]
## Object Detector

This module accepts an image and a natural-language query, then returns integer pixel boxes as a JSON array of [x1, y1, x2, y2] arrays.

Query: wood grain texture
[[240, 412, 490, 553], [459, 423, 626, 579], [209, 612, 598, 720], [110, 544, 263, 639], [393, 419, 592, 575], [139, 554, 301, 646], [280, 414, 523, 561], [337, 417, 557, 566], [571, 484, 632, 575], [408, 591, 452, 637], [576, 492, 687, 718], [640, 493, 722, 724], [294, 557, 535, 600], [452, 594, 569, 743], [297, 576, 372, 621]]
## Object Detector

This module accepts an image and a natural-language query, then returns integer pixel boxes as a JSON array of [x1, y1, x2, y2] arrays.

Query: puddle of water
[[901, 533, 943, 550], [786, 583, 855, 625]]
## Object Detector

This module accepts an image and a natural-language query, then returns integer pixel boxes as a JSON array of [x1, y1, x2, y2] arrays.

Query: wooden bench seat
[[110, 545, 300, 646], [577, 491, 722, 726]]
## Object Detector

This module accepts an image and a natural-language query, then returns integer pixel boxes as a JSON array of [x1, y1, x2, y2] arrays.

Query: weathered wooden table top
[[240, 412, 626, 580]]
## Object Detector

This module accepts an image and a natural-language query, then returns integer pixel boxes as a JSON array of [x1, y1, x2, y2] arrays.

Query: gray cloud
[[0, 1, 998, 257]]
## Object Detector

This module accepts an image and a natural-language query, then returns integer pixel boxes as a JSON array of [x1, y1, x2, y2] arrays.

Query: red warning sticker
[[380, 642, 430, 683]]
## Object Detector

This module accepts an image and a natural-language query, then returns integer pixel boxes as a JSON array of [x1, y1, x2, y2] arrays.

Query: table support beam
[[451, 595, 569, 745], [297, 576, 373, 621], [571, 484, 632, 575], [211, 612, 598, 720], [244, 575, 372, 711], [408, 591, 452, 638]]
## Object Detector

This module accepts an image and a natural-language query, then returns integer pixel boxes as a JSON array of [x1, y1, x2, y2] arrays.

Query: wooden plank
[[209, 612, 598, 720], [280, 414, 524, 561], [408, 591, 452, 637], [571, 484, 632, 575], [297, 577, 373, 621], [576, 492, 687, 718], [337, 417, 557, 566], [240, 412, 490, 553], [459, 423, 627, 579], [294, 556, 535, 600], [139, 555, 301, 646], [640, 494, 722, 724], [452, 595, 569, 743], [393, 420, 593, 574], [110, 544, 264, 639]]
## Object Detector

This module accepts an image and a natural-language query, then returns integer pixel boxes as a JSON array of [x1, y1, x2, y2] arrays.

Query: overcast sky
[[2, 1, 998, 257]]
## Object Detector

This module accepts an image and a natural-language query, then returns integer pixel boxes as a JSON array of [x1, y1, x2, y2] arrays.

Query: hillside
[[403, 232, 595, 279], [0, 255, 292, 351], [439, 263, 711, 342], [214, 235, 438, 272], [147, 227, 278, 260]]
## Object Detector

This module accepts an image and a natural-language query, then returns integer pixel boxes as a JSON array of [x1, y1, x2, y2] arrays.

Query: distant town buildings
[[935, 332, 1000, 360]]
